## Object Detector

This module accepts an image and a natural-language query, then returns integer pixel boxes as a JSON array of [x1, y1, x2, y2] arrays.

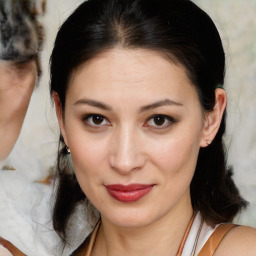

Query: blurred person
[[0, 0, 45, 255], [0, 0, 44, 161]]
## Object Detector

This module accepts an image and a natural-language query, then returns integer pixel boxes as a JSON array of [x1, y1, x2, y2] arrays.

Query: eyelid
[[144, 114, 176, 129], [82, 113, 111, 127]]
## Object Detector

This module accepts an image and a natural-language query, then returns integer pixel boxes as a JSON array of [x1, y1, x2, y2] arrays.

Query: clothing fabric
[[0, 211, 228, 256], [0, 170, 95, 256], [182, 212, 220, 255]]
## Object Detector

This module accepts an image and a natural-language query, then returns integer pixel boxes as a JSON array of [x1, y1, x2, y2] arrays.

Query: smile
[[105, 184, 155, 203]]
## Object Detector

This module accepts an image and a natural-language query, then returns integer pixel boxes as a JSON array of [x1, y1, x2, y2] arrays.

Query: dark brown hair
[[0, 0, 45, 74], [50, 0, 247, 242]]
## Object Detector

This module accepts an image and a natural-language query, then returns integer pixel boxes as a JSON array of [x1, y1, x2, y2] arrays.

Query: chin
[[102, 207, 157, 228]]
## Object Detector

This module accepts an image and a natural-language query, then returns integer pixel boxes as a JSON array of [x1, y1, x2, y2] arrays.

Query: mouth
[[105, 184, 155, 203]]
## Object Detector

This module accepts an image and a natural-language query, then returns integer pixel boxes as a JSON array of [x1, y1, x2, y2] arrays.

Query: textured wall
[[196, 0, 256, 226], [1, 0, 256, 244]]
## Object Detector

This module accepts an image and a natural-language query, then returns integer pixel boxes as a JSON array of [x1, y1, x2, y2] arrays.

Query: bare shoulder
[[214, 225, 256, 256]]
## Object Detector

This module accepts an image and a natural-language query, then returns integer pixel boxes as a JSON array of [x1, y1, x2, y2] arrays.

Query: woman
[[50, 0, 256, 255]]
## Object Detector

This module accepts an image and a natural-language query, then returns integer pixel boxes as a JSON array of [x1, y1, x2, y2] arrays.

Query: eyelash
[[144, 114, 176, 129], [82, 114, 176, 129], [82, 114, 110, 127]]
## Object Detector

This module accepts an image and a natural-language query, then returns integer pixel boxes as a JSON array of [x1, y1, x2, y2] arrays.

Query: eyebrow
[[74, 98, 183, 112], [74, 99, 112, 111], [140, 99, 183, 112]]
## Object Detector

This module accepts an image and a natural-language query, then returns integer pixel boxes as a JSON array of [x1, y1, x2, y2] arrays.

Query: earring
[[206, 140, 212, 146], [66, 146, 71, 154], [66, 146, 75, 175]]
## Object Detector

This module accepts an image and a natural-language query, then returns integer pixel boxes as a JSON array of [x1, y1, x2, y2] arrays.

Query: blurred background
[[0, 0, 256, 253]]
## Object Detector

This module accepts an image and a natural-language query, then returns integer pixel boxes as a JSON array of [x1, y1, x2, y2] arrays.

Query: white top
[[182, 212, 219, 255], [0, 170, 96, 256]]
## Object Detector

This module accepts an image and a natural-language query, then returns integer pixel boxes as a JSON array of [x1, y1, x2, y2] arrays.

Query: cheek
[[147, 130, 201, 175], [68, 142, 105, 201], [66, 131, 109, 185]]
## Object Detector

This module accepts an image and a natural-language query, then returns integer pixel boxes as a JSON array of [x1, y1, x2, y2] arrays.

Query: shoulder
[[214, 225, 256, 256], [0, 244, 14, 256], [0, 237, 25, 256]]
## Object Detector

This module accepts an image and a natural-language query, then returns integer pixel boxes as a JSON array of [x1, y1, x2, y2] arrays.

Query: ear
[[52, 92, 68, 146], [200, 88, 227, 147]]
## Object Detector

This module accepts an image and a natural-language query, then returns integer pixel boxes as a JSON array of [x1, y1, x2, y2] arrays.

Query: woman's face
[[58, 48, 208, 228]]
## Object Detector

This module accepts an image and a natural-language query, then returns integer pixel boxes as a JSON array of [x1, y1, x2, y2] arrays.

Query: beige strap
[[85, 221, 101, 256], [197, 223, 237, 256], [0, 237, 26, 256], [177, 213, 197, 256]]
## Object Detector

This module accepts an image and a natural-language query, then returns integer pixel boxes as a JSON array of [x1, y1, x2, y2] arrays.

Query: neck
[[92, 194, 194, 256]]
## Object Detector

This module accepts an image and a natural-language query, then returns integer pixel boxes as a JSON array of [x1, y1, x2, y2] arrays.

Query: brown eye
[[153, 115, 166, 126], [144, 114, 175, 129], [92, 115, 104, 125], [83, 114, 110, 127]]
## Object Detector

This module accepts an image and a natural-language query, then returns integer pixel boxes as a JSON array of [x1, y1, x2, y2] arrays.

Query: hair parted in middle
[[50, 0, 247, 242]]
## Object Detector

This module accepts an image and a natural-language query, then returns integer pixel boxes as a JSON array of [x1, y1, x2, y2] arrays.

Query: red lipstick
[[105, 184, 154, 202]]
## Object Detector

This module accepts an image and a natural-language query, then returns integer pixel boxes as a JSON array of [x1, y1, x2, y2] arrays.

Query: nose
[[109, 126, 146, 174]]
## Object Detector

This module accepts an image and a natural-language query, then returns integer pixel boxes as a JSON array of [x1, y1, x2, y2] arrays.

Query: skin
[[216, 226, 256, 256], [53, 48, 256, 256], [0, 60, 37, 161]]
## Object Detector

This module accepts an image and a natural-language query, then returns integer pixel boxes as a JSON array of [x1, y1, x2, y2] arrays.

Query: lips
[[105, 184, 154, 202]]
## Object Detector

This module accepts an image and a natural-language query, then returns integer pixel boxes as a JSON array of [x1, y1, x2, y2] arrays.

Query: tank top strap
[[197, 223, 237, 256], [84, 221, 101, 256]]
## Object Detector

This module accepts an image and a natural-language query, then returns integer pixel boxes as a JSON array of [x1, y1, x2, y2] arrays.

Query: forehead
[[67, 48, 199, 105]]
